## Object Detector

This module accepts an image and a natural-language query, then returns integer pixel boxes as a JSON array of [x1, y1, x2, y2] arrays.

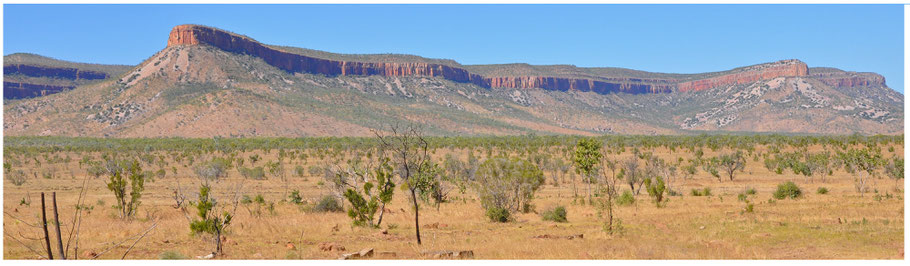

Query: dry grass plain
[[3, 144, 904, 259]]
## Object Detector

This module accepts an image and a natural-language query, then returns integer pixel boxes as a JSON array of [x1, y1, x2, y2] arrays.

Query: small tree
[[194, 157, 231, 181], [595, 156, 621, 233], [839, 148, 882, 196], [622, 158, 644, 194], [475, 156, 545, 222], [6, 169, 26, 186], [374, 124, 438, 245], [884, 156, 904, 181], [343, 158, 396, 227], [266, 161, 288, 196], [573, 138, 603, 202], [806, 152, 834, 183], [190, 184, 233, 255], [106, 160, 145, 219], [717, 151, 746, 181], [644, 176, 666, 207]]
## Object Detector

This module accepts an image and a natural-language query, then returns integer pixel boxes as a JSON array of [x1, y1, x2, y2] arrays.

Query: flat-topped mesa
[[808, 70, 887, 88], [676, 59, 809, 92], [165, 25, 675, 94], [4, 64, 109, 80], [487, 76, 673, 94]]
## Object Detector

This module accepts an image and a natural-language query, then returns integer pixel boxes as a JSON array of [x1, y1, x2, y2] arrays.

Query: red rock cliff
[[167, 25, 677, 94], [677, 60, 809, 92], [167, 25, 813, 95], [809, 71, 886, 88]]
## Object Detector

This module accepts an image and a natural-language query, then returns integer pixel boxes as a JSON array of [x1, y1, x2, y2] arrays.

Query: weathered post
[[52, 192, 66, 259], [40, 192, 54, 260]]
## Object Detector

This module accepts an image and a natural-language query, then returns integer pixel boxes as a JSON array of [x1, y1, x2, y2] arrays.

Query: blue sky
[[3, 4, 905, 93]]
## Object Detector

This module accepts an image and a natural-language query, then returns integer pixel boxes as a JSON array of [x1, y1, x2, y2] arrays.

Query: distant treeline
[[3, 134, 902, 154]]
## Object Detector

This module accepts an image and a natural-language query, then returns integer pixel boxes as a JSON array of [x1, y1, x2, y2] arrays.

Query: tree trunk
[[376, 201, 386, 227], [40, 193, 54, 260], [411, 189, 422, 245], [606, 189, 614, 234]]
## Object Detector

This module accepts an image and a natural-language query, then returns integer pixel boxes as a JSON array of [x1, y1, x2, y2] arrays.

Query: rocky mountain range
[[2, 24, 903, 137]]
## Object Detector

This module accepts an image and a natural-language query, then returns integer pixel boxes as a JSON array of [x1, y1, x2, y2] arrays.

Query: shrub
[[616, 190, 635, 206], [239, 166, 266, 180], [691, 187, 711, 196], [342, 159, 395, 227], [105, 160, 145, 219], [194, 158, 231, 181], [644, 176, 666, 206], [737, 193, 747, 202], [159, 251, 187, 260], [773, 181, 802, 200], [541, 206, 568, 223], [816, 187, 829, 195], [294, 165, 306, 178], [745, 187, 757, 195], [189, 184, 232, 254], [288, 190, 304, 205], [743, 203, 754, 213], [475, 156, 545, 222], [313, 195, 343, 212], [486, 206, 510, 223], [5, 170, 26, 186]]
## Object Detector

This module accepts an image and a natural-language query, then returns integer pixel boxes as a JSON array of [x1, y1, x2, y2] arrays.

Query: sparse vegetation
[[773, 181, 802, 200], [1, 134, 903, 259], [541, 205, 568, 223]]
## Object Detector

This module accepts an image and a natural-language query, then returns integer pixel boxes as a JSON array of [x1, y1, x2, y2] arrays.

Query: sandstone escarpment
[[677, 59, 808, 92], [3, 82, 75, 99], [487, 76, 673, 94], [166, 25, 677, 94], [4, 64, 109, 80], [3, 64, 111, 100], [809, 70, 886, 88]]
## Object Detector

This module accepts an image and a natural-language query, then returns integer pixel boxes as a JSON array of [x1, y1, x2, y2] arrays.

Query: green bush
[[159, 251, 187, 260], [486, 206, 510, 223], [616, 190, 635, 206], [288, 190, 304, 205], [313, 195, 343, 212], [239, 166, 266, 180], [476, 156, 544, 222], [816, 187, 829, 195], [773, 181, 802, 200], [541, 206, 568, 223], [737, 193, 747, 202], [691, 187, 711, 196], [745, 187, 757, 195], [743, 203, 754, 213]]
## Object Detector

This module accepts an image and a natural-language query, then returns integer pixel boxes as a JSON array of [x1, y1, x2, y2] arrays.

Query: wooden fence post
[[40, 192, 54, 260], [52, 192, 66, 259]]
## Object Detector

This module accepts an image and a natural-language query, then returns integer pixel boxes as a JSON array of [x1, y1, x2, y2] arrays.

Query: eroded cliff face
[[167, 25, 824, 95], [4, 64, 109, 80], [3, 64, 111, 100], [167, 25, 680, 94], [677, 60, 809, 92], [487, 76, 674, 94], [809, 71, 887, 88], [3, 82, 74, 99]]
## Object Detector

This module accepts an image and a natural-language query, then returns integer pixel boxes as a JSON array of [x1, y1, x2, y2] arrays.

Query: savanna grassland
[[2, 134, 904, 259]]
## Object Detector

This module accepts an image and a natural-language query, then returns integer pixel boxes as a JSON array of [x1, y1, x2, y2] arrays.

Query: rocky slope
[[2, 24, 902, 137], [3, 53, 131, 99]]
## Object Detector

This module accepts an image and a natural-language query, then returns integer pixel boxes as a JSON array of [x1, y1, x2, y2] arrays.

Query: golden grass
[[3, 144, 904, 259]]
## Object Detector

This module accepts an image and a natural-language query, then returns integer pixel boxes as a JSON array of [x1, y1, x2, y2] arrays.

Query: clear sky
[[3, 4, 905, 93]]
